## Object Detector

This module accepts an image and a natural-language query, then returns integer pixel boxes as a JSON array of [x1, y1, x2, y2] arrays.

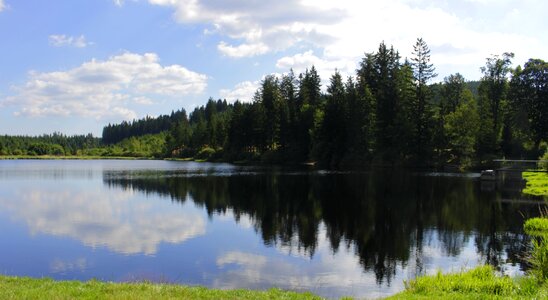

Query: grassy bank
[[0, 275, 321, 300], [388, 265, 547, 299], [523, 171, 548, 197]]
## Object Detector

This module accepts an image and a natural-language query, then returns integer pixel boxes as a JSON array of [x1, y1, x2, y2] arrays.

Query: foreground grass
[[522, 171, 548, 197], [0, 275, 321, 300], [388, 265, 547, 299], [4, 268, 547, 300]]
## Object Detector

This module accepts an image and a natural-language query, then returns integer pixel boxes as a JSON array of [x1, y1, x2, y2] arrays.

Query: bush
[[540, 150, 548, 170], [195, 147, 216, 160], [529, 234, 548, 283]]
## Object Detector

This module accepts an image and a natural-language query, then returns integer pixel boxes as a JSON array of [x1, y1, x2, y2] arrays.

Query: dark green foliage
[[443, 91, 480, 169], [476, 53, 514, 159], [410, 38, 436, 163], [510, 59, 548, 154], [3, 42, 547, 168], [315, 71, 347, 167], [102, 109, 188, 144]]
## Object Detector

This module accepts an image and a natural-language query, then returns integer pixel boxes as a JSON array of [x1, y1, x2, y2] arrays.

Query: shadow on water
[[104, 168, 544, 285]]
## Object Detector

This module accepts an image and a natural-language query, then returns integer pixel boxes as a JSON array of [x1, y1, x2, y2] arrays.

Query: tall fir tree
[[410, 38, 437, 163], [315, 71, 347, 167]]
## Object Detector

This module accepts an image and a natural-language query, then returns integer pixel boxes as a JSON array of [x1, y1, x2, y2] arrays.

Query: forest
[[2, 38, 547, 169]]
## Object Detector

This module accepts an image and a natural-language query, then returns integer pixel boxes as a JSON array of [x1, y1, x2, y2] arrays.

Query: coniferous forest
[[2, 39, 548, 169]]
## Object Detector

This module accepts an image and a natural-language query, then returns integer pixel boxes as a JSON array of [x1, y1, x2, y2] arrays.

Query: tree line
[[163, 39, 548, 168], [2, 38, 547, 168], [0, 133, 100, 156], [102, 108, 190, 144]]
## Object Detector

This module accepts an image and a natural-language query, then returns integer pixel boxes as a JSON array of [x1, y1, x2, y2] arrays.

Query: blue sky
[[0, 0, 547, 136]]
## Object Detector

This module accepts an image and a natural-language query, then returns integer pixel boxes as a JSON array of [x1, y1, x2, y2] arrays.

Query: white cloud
[[132, 96, 155, 105], [217, 41, 269, 58], [49, 34, 91, 48], [2, 52, 207, 120], [0, 0, 5, 12], [147, 0, 548, 79], [219, 80, 259, 103], [148, 0, 342, 58], [276, 50, 355, 86]]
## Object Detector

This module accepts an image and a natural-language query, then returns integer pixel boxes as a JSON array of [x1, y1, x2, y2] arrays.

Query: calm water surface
[[0, 160, 543, 298]]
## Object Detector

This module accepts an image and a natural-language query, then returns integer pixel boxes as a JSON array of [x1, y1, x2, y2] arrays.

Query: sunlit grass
[[525, 217, 548, 236], [522, 171, 548, 197], [0, 275, 322, 300], [388, 265, 547, 299]]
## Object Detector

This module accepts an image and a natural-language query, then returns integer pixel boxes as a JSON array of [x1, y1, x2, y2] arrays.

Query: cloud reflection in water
[[0, 187, 206, 255]]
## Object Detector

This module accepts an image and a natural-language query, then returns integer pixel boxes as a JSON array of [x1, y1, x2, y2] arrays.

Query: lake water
[[0, 160, 543, 298]]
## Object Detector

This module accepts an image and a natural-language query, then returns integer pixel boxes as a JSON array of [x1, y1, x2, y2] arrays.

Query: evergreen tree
[[279, 71, 298, 160], [410, 38, 437, 163], [365, 42, 402, 161], [315, 71, 347, 167], [296, 67, 322, 162]]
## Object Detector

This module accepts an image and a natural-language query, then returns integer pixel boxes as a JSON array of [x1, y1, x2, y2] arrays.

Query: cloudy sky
[[0, 0, 546, 136]]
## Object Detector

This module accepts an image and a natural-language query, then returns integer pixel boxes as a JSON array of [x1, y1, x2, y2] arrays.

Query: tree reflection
[[104, 169, 539, 283]]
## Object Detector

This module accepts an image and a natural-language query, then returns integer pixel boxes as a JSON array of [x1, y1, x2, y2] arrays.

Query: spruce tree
[[410, 38, 437, 163]]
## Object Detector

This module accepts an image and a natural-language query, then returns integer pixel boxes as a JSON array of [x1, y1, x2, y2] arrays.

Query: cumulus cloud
[[2, 52, 207, 120], [219, 80, 260, 103], [0, 0, 5, 12], [148, 0, 343, 58], [49, 34, 91, 48], [217, 41, 269, 58], [276, 50, 356, 85], [146, 0, 548, 79]]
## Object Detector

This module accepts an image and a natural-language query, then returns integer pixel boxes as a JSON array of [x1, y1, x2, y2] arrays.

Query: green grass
[[524, 217, 548, 236], [388, 265, 547, 299], [0, 275, 322, 300], [522, 171, 548, 197]]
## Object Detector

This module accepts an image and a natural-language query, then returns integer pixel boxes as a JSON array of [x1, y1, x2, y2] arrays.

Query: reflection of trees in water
[[104, 170, 538, 283]]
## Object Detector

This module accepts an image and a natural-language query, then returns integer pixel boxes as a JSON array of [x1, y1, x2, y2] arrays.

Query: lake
[[0, 160, 543, 298]]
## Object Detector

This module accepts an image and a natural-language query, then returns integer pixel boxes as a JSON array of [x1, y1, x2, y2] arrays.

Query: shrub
[[540, 150, 548, 170], [195, 147, 216, 160]]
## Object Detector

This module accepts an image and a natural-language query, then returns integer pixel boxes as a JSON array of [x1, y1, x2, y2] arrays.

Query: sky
[[0, 0, 547, 136]]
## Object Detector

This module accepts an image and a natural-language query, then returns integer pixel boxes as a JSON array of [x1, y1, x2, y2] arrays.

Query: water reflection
[[0, 187, 206, 255], [105, 169, 541, 283], [0, 160, 544, 298]]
